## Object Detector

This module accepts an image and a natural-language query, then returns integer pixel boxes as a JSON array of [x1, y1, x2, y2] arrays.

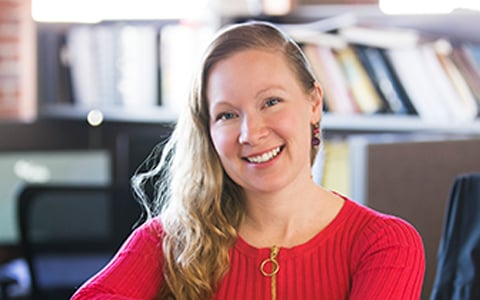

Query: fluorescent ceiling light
[[379, 0, 480, 14], [32, 0, 209, 23]]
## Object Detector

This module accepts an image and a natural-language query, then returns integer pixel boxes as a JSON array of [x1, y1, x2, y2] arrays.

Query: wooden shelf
[[39, 104, 178, 124], [39, 104, 480, 134], [322, 114, 480, 134]]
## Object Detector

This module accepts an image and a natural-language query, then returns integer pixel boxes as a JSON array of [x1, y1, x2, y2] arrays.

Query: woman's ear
[[310, 82, 323, 123]]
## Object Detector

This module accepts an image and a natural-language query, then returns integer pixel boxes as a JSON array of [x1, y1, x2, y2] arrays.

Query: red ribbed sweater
[[72, 197, 425, 300]]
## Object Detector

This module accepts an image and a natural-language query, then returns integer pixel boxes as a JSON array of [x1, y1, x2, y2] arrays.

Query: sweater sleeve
[[349, 216, 425, 300], [71, 219, 164, 300]]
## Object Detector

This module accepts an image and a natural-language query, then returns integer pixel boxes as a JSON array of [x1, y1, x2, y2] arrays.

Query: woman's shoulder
[[121, 217, 164, 251], [141, 217, 164, 234], [339, 196, 423, 246], [332, 197, 425, 298]]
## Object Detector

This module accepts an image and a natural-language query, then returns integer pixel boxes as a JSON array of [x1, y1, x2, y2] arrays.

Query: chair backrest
[[17, 184, 118, 300], [430, 173, 480, 300]]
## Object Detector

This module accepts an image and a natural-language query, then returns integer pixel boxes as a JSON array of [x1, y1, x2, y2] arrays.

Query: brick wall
[[0, 0, 36, 121]]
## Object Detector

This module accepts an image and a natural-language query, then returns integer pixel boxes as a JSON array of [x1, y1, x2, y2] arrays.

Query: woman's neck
[[239, 182, 344, 248]]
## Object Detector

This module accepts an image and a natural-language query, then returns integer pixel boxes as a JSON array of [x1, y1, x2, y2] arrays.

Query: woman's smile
[[243, 146, 284, 164]]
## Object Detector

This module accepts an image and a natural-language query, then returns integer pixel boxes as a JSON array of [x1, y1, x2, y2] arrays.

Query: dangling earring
[[312, 122, 320, 147]]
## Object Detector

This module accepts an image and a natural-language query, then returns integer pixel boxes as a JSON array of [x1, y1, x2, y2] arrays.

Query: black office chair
[[430, 173, 480, 300], [16, 184, 119, 300], [0, 274, 16, 300]]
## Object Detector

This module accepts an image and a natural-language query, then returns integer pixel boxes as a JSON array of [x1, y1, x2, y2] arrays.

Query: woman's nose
[[238, 114, 269, 145]]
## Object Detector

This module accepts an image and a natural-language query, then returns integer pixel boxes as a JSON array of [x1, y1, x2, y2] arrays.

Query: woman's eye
[[217, 112, 236, 121], [265, 98, 280, 107]]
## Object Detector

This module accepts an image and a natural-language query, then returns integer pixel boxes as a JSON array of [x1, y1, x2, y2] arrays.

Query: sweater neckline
[[234, 196, 353, 258]]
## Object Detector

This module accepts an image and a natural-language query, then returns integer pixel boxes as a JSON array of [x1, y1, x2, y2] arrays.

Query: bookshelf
[[24, 4, 480, 137], [35, 19, 215, 122]]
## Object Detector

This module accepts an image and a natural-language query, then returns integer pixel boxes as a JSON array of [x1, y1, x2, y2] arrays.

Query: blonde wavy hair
[[132, 21, 321, 300]]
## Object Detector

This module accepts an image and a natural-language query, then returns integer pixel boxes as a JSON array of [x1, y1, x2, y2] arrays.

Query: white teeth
[[246, 147, 281, 163]]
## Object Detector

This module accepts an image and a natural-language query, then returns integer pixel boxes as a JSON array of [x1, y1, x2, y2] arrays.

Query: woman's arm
[[71, 220, 164, 300]]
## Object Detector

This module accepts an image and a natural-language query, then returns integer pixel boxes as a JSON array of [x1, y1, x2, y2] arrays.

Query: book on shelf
[[303, 43, 359, 114], [335, 46, 385, 114], [93, 24, 121, 107], [67, 25, 100, 108], [385, 41, 479, 123], [385, 46, 448, 122], [464, 43, 480, 67], [421, 42, 476, 122], [160, 22, 214, 114], [37, 27, 74, 105], [434, 40, 478, 120], [450, 43, 480, 107], [116, 25, 159, 108], [353, 45, 415, 115], [66, 23, 160, 109], [321, 139, 351, 197]]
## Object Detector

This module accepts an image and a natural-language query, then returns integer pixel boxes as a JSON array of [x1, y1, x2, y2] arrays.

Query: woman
[[72, 21, 425, 300]]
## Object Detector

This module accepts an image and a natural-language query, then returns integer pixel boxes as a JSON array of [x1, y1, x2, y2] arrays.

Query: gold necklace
[[260, 245, 280, 300]]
